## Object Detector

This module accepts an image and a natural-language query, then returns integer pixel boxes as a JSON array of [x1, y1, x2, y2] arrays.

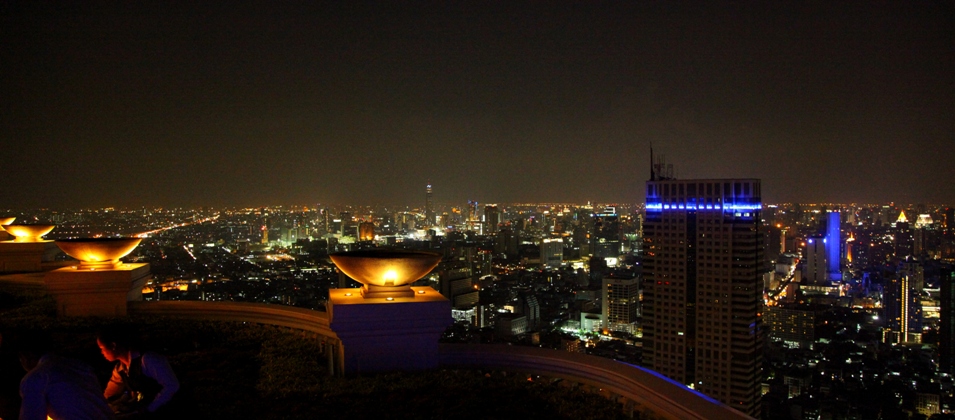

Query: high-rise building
[[804, 212, 842, 285], [900, 262, 924, 343], [425, 183, 435, 227], [882, 262, 924, 344], [485, 204, 501, 235], [603, 271, 640, 334], [826, 211, 842, 281], [591, 207, 621, 259], [540, 238, 563, 268], [643, 174, 764, 416], [466, 200, 481, 233], [439, 267, 478, 310], [939, 266, 955, 374], [765, 305, 815, 349], [358, 221, 375, 241], [804, 235, 828, 285]]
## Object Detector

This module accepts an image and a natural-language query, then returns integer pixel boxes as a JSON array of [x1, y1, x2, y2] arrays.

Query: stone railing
[[128, 300, 343, 375], [128, 300, 333, 335], [116, 301, 749, 419], [438, 344, 754, 420]]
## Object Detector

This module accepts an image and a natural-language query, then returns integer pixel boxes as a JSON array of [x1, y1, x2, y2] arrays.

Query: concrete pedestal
[[328, 286, 451, 374], [44, 263, 151, 317], [0, 241, 61, 273]]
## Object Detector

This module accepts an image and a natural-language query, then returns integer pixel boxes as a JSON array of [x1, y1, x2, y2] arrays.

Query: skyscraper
[[540, 238, 563, 268], [591, 207, 621, 259], [804, 235, 828, 285], [826, 211, 842, 281], [603, 271, 640, 334], [425, 183, 435, 227], [939, 266, 955, 374], [485, 204, 501, 235], [643, 173, 764, 416]]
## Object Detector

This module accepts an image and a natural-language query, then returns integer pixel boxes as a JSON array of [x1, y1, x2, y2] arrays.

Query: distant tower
[[358, 222, 375, 242], [900, 264, 924, 343], [900, 262, 924, 344], [540, 238, 563, 268], [804, 236, 828, 285], [485, 204, 501, 235], [894, 213, 914, 258], [886, 263, 925, 344], [425, 183, 435, 227], [467, 200, 481, 233], [603, 271, 640, 334], [826, 211, 842, 281], [591, 207, 621, 259], [467, 201, 477, 222]]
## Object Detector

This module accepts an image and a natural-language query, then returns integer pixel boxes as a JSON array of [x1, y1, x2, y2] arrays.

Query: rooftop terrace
[[0, 240, 752, 420]]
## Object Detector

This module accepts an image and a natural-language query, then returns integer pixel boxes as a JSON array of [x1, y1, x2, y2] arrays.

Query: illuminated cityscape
[[2, 1, 952, 419], [3, 193, 955, 417]]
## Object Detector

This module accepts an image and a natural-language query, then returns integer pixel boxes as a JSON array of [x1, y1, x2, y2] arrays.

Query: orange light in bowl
[[1, 224, 54, 242], [330, 249, 441, 299], [383, 270, 398, 286], [54, 238, 142, 269]]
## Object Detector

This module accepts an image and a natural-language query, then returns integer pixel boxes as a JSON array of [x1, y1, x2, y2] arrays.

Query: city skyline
[[2, 2, 952, 208]]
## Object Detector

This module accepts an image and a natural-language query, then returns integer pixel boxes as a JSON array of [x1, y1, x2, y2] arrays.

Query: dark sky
[[2, 2, 952, 208]]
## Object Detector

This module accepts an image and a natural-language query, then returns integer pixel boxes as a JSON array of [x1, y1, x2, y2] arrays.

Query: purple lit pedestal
[[44, 263, 151, 317], [328, 286, 451, 374]]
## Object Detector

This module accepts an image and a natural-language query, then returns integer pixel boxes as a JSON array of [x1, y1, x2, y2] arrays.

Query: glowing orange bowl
[[330, 249, 441, 287], [0, 217, 15, 230], [55, 238, 142, 265], [2, 224, 54, 241]]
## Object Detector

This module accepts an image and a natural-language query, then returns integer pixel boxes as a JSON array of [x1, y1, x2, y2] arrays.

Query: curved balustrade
[[128, 300, 335, 336], [104, 301, 748, 418], [438, 344, 753, 420], [128, 300, 343, 375]]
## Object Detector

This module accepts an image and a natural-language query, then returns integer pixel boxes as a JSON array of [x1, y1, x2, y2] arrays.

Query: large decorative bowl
[[54, 238, 143, 269], [0, 217, 15, 230], [2, 224, 54, 242], [330, 249, 441, 298]]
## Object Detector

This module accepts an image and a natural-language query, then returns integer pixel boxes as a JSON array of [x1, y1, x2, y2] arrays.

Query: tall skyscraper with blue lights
[[643, 165, 764, 416], [826, 211, 842, 281]]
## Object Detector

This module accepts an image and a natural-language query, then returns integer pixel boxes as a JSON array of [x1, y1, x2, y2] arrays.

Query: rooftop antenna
[[650, 143, 656, 181]]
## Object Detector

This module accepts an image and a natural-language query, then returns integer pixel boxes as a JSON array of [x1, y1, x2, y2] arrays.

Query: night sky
[[2, 2, 952, 208]]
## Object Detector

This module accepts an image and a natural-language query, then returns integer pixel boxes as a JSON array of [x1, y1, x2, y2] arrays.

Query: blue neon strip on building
[[645, 202, 761, 212]]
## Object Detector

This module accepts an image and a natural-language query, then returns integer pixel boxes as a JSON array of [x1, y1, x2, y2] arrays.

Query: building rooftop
[[0, 242, 752, 420]]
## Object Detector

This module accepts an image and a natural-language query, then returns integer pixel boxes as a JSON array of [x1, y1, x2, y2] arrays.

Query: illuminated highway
[[135, 214, 220, 238], [766, 259, 799, 306]]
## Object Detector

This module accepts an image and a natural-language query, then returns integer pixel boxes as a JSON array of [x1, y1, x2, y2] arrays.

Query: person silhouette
[[8, 329, 114, 420], [96, 327, 179, 418]]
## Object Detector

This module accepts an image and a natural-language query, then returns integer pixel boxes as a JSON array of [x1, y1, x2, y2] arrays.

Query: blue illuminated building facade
[[643, 175, 764, 416], [826, 211, 842, 281]]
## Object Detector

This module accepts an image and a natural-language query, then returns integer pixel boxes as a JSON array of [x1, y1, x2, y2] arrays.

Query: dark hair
[[95, 324, 142, 351]]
